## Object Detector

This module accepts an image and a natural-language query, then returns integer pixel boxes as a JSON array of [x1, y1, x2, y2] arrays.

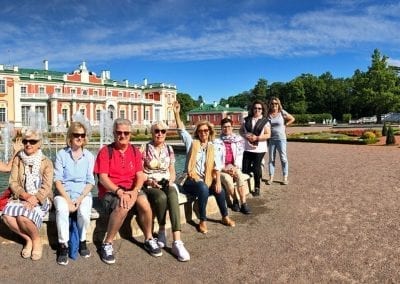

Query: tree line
[[177, 49, 400, 123]]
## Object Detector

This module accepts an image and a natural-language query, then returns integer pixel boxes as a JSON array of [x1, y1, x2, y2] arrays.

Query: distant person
[[94, 118, 161, 265], [266, 97, 295, 185], [53, 122, 95, 265], [141, 121, 190, 261], [173, 101, 235, 234], [240, 100, 271, 196], [214, 117, 250, 214], [1, 129, 53, 261]]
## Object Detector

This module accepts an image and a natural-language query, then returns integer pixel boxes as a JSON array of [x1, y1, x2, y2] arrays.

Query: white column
[[89, 102, 94, 123], [51, 100, 58, 131]]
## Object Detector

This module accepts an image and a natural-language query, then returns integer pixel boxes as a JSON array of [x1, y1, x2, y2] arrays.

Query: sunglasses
[[72, 133, 86, 138], [22, 139, 39, 145], [197, 129, 209, 133], [154, 129, 167, 134], [116, 131, 131, 136]]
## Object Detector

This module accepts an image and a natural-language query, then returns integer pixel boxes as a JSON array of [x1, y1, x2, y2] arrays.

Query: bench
[[0, 174, 254, 245]]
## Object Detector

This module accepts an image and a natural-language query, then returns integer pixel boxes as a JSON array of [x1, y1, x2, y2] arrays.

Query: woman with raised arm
[[266, 97, 295, 185], [173, 101, 235, 234]]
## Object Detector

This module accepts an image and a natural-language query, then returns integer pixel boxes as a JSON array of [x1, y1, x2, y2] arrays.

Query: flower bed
[[287, 129, 380, 145]]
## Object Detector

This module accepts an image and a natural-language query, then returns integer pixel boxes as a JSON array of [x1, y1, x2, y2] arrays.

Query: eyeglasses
[[72, 133, 86, 138], [197, 129, 209, 133], [22, 139, 39, 145], [154, 129, 167, 134], [253, 107, 262, 110], [116, 131, 131, 136]]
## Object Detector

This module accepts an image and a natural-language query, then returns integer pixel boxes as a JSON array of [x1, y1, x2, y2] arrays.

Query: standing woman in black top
[[239, 100, 271, 196]]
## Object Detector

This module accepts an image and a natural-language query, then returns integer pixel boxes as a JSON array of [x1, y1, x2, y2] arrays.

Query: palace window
[[0, 108, 6, 122], [62, 109, 68, 122], [0, 79, 5, 93], [21, 86, 27, 94], [120, 110, 125, 119], [35, 106, 45, 115], [39, 87, 45, 94], [96, 109, 101, 121], [21, 106, 30, 126]]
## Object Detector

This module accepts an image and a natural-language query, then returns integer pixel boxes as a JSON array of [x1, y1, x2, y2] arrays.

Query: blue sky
[[1, 0, 400, 103]]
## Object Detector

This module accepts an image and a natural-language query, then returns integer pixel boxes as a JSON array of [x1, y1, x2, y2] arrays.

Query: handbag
[[0, 188, 12, 211]]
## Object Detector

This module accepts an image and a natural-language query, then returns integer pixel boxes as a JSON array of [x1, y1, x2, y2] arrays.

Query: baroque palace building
[[0, 60, 177, 131]]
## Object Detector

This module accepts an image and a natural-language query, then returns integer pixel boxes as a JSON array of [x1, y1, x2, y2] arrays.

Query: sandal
[[31, 243, 43, 261], [21, 242, 32, 259]]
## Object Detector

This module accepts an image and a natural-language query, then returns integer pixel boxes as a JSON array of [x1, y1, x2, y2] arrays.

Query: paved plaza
[[1, 140, 400, 283]]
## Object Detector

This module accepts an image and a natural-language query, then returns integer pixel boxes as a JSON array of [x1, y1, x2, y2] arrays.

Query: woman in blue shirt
[[53, 122, 95, 265]]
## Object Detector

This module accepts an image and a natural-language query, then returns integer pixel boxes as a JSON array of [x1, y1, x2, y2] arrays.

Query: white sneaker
[[171, 240, 190, 262], [157, 230, 167, 248], [282, 176, 289, 185]]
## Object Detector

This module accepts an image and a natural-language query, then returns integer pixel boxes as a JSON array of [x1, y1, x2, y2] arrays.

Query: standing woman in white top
[[266, 97, 295, 185], [239, 100, 271, 196]]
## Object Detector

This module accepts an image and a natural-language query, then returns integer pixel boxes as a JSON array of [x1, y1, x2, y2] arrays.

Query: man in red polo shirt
[[94, 118, 162, 264]]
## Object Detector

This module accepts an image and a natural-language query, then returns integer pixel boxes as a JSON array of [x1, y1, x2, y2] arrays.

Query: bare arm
[[173, 101, 185, 130], [257, 125, 271, 141], [169, 163, 176, 185], [285, 113, 295, 126]]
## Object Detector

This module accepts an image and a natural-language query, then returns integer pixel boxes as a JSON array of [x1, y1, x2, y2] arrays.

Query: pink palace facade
[[0, 60, 177, 131]]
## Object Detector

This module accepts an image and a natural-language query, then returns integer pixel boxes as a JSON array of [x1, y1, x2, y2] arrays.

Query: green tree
[[352, 49, 400, 121], [251, 78, 268, 101], [177, 93, 199, 122], [283, 78, 307, 114], [386, 125, 396, 145], [220, 91, 252, 109]]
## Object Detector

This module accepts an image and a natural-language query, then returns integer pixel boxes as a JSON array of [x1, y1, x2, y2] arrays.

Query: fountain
[[99, 110, 113, 148], [1, 122, 14, 163]]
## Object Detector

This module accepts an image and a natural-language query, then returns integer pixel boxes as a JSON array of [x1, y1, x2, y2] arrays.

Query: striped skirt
[[2, 199, 50, 229]]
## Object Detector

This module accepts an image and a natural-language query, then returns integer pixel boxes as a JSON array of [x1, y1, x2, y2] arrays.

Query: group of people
[[0, 96, 294, 266]]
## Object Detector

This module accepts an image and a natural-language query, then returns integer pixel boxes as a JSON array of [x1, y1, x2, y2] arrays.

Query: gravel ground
[[1, 136, 400, 283]]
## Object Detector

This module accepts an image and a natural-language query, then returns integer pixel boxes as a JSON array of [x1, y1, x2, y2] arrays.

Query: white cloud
[[388, 58, 400, 67], [1, 0, 400, 68]]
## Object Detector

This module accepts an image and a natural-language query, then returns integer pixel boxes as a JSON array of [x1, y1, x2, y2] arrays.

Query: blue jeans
[[268, 139, 288, 177], [183, 179, 228, 221]]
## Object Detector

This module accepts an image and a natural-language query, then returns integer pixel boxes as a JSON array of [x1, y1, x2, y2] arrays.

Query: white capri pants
[[54, 195, 93, 244]]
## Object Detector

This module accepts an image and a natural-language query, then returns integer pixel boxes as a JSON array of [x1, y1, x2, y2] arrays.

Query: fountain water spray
[[99, 110, 113, 148], [1, 122, 14, 163]]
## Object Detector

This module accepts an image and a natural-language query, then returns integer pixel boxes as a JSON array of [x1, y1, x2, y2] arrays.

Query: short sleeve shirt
[[94, 144, 143, 198]]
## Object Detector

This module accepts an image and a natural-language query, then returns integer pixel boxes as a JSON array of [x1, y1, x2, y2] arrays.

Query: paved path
[[1, 141, 400, 283]]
